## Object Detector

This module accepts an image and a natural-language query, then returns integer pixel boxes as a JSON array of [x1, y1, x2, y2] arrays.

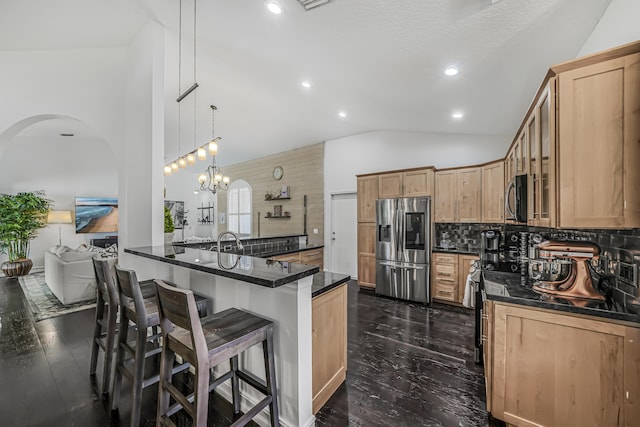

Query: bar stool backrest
[[154, 280, 209, 366], [115, 265, 147, 325], [92, 257, 119, 307]]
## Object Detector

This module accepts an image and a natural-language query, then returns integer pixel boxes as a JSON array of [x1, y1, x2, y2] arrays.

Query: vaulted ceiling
[[0, 0, 613, 165]]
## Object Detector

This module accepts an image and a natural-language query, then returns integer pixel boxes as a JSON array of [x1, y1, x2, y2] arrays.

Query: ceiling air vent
[[297, 0, 333, 11]]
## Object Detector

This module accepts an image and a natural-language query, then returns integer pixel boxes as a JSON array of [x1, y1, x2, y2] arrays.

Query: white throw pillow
[[53, 245, 72, 257]]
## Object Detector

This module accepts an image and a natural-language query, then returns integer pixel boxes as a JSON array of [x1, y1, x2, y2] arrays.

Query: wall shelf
[[265, 215, 291, 219], [265, 197, 291, 201]]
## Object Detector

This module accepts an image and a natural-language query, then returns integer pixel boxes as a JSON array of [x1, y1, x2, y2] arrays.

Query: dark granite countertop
[[312, 272, 350, 298], [256, 244, 324, 259], [432, 247, 480, 256], [125, 246, 318, 288], [483, 271, 640, 324]]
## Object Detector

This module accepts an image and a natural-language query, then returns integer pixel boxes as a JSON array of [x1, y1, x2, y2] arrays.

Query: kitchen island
[[122, 245, 323, 427]]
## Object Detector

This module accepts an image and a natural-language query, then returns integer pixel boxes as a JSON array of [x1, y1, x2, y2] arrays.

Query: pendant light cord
[[177, 0, 183, 159]]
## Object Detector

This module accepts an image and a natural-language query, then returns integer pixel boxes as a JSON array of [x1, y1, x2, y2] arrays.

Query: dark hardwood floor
[[0, 276, 494, 426]]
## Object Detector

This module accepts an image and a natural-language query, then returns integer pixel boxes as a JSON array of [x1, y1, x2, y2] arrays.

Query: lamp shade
[[47, 210, 73, 224]]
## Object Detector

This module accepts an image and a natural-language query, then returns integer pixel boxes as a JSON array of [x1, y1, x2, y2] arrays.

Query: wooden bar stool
[[111, 266, 191, 427], [89, 258, 157, 397], [154, 279, 280, 427], [89, 257, 119, 396]]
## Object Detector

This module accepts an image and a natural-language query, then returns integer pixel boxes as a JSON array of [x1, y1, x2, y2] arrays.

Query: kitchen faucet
[[216, 231, 244, 257]]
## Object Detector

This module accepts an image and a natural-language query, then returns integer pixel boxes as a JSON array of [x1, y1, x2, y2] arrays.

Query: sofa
[[44, 244, 117, 305]]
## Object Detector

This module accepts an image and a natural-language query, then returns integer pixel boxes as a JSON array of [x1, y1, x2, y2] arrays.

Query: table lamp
[[47, 210, 73, 246]]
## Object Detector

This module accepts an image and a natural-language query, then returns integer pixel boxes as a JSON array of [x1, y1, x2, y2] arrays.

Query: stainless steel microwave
[[505, 174, 527, 222]]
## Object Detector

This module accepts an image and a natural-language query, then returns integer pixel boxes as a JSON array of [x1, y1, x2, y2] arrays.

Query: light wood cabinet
[[481, 161, 505, 223], [312, 283, 347, 414], [271, 252, 302, 263], [557, 53, 640, 228], [301, 248, 324, 271], [357, 176, 378, 222], [403, 168, 435, 197], [434, 170, 457, 222], [488, 302, 640, 427], [435, 167, 482, 223], [270, 248, 324, 270], [378, 173, 403, 199], [357, 222, 376, 289], [527, 79, 557, 227], [432, 253, 477, 305]]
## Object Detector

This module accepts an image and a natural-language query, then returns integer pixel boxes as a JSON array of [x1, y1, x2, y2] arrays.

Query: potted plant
[[0, 190, 53, 277], [164, 206, 175, 244]]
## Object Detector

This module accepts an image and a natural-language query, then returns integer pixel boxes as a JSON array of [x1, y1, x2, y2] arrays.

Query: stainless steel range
[[375, 197, 431, 303]]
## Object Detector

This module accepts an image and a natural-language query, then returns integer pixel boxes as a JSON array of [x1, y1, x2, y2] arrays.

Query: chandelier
[[198, 105, 230, 194]]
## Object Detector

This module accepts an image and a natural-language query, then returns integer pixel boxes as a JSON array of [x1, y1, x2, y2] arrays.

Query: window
[[227, 179, 252, 235]]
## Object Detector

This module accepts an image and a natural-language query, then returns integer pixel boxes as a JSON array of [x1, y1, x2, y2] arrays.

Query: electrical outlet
[[313, 228, 319, 234]]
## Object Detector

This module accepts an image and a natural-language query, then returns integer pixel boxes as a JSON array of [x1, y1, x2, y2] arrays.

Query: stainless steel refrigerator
[[375, 197, 431, 303]]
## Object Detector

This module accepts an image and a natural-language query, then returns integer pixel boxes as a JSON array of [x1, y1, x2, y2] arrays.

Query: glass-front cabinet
[[528, 78, 556, 227]]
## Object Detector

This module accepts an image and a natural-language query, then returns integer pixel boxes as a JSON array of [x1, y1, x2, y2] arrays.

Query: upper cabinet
[[379, 168, 435, 199], [378, 173, 403, 199], [482, 161, 505, 223], [357, 175, 378, 222], [435, 167, 482, 223], [527, 79, 557, 227], [557, 53, 640, 228]]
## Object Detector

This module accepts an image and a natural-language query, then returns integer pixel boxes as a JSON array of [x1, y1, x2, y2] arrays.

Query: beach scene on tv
[[75, 197, 118, 233]]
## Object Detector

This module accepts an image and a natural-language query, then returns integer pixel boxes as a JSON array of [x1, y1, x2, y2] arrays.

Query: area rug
[[17, 272, 96, 321]]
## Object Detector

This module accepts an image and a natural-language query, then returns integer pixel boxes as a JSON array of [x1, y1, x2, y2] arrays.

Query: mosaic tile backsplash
[[435, 223, 640, 305]]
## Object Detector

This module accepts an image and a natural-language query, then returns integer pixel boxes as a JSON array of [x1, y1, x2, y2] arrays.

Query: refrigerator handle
[[397, 202, 404, 256]]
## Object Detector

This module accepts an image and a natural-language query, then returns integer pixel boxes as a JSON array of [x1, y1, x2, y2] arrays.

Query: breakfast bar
[[122, 245, 322, 427]]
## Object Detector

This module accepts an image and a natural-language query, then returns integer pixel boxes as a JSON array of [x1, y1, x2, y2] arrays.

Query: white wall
[[322, 130, 509, 271], [118, 21, 166, 252], [578, 0, 640, 56]]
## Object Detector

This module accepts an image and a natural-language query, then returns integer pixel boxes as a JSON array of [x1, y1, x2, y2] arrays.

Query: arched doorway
[[0, 114, 118, 268]]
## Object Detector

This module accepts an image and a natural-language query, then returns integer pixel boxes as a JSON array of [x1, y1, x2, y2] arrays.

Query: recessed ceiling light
[[266, 0, 283, 14], [338, 111, 347, 118], [301, 81, 312, 89], [444, 66, 459, 76], [451, 111, 464, 119]]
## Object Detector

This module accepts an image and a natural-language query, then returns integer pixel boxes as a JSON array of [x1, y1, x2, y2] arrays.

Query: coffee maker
[[480, 230, 501, 270], [529, 240, 604, 300]]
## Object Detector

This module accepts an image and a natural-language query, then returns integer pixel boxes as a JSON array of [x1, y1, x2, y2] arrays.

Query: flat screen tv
[[75, 197, 118, 233]]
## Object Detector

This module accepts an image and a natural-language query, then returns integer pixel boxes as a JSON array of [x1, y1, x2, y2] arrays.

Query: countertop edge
[[125, 247, 319, 288], [312, 272, 350, 298], [483, 274, 640, 325]]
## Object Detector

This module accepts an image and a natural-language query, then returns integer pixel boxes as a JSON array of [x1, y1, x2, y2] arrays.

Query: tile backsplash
[[435, 223, 640, 305]]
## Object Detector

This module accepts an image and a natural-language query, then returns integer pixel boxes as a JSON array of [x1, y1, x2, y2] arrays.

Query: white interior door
[[330, 192, 357, 278]]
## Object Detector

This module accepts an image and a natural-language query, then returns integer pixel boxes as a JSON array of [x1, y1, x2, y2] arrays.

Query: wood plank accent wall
[[217, 143, 324, 245]]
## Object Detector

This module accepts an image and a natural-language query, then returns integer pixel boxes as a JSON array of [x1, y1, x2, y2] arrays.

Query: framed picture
[[164, 200, 185, 229], [274, 205, 283, 217]]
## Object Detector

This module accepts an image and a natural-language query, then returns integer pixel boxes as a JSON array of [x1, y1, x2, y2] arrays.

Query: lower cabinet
[[312, 284, 348, 414], [486, 302, 640, 427], [271, 248, 324, 270], [432, 253, 478, 305]]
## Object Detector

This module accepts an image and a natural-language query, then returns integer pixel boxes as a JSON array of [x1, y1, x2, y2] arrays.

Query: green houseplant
[[0, 190, 53, 277], [164, 206, 175, 244]]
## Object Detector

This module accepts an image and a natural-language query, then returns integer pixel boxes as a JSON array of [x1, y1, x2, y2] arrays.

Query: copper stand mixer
[[530, 240, 605, 300]]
